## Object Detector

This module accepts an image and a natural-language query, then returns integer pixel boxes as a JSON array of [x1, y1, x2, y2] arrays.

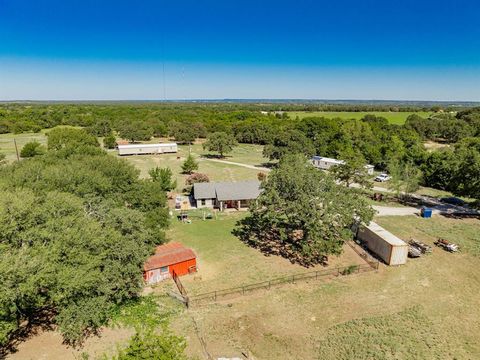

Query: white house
[[311, 156, 374, 175], [117, 143, 178, 156]]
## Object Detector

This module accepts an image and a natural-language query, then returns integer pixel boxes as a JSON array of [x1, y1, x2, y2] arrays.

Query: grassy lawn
[[376, 215, 480, 256], [167, 211, 365, 295], [120, 141, 267, 192], [0, 131, 48, 162], [169, 214, 480, 359], [287, 111, 432, 125]]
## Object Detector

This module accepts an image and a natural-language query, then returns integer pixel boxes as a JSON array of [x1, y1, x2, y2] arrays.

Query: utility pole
[[13, 139, 20, 161]]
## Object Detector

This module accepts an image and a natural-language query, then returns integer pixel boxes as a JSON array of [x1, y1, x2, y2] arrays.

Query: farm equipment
[[408, 245, 422, 258], [434, 238, 459, 253], [409, 239, 432, 254]]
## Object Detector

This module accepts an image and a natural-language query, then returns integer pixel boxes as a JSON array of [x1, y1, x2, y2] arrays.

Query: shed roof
[[193, 180, 261, 201], [365, 222, 407, 247], [118, 143, 177, 150], [144, 242, 196, 271]]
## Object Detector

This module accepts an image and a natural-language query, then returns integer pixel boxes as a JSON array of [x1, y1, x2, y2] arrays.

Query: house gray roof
[[193, 182, 217, 200], [193, 180, 261, 201]]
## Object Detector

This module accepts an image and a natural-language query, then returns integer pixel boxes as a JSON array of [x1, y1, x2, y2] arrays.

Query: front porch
[[216, 199, 252, 211]]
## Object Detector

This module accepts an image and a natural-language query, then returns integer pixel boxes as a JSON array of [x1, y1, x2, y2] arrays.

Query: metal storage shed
[[143, 242, 196, 285], [356, 222, 408, 265]]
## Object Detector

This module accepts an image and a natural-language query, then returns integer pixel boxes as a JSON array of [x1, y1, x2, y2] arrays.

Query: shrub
[[20, 141, 45, 158], [185, 173, 209, 185], [104, 133, 117, 149]]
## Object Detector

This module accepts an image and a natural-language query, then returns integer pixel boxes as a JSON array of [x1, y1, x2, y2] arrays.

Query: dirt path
[[373, 205, 419, 217], [202, 158, 271, 172]]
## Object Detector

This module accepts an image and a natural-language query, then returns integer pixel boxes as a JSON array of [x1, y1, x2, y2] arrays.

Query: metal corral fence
[[188, 260, 378, 306]]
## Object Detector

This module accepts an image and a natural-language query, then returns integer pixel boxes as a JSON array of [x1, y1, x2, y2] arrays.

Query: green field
[[169, 214, 480, 359], [0, 131, 47, 161], [167, 212, 364, 295], [287, 111, 432, 125], [120, 141, 269, 192]]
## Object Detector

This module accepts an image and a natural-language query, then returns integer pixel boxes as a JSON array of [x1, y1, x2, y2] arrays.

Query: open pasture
[[168, 214, 480, 359], [287, 111, 432, 124], [0, 131, 47, 161], [120, 141, 268, 192], [167, 212, 366, 295]]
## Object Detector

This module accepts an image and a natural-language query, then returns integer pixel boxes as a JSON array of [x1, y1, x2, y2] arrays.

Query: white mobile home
[[311, 155, 374, 175], [311, 156, 344, 170], [117, 143, 178, 156], [356, 222, 408, 265]]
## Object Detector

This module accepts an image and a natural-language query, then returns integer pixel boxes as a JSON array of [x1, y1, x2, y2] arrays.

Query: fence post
[[242, 286, 245, 295], [315, 271, 318, 280], [358, 265, 361, 274], [292, 275, 295, 283], [337, 267, 340, 276], [214, 291, 217, 301], [268, 280, 271, 289]]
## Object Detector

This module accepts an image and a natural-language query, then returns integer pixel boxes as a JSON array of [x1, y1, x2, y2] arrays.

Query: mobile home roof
[[118, 143, 177, 149]]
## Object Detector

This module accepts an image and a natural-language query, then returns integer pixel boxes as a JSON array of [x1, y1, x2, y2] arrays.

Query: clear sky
[[1, 0, 479, 101]]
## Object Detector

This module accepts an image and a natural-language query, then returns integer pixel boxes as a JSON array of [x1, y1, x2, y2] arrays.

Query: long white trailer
[[311, 156, 374, 175], [356, 222, 408, 265], [117, 143, 178, 156]]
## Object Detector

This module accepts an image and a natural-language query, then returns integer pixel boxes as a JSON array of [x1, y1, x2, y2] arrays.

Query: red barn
[[143, 242, 197, 285]]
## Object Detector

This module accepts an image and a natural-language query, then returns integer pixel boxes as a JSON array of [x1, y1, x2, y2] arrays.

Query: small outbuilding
[[356, 222, 408, 265], [118, 143, 178, 156], [143, 242, 197, 285]]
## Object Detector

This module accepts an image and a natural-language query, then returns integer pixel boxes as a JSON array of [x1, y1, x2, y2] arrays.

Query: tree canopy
[[234, 154, 374, 266], [202, 131, 238, 157], [0, 136, 169, 347]]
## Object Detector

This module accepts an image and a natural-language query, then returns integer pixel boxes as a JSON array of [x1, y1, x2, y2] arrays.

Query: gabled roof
[[193, 180, 262, 201], [193, 182, 217, 200], [215, 180, 261, 201], [144, 242, 196, 271]]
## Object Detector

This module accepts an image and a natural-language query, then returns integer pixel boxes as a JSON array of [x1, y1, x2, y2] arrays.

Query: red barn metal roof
[[144, 242, 196, 271]]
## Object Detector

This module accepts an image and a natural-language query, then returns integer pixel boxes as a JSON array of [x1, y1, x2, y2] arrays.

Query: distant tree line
[[2, 104, 480, 200]]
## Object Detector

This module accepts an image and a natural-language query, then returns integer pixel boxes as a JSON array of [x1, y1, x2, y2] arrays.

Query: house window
[[201, 199, 206, 206], [160, 266, 168, 273]]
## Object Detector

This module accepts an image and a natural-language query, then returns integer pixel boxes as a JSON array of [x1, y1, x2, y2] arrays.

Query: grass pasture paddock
[[167, 214, 480, 359], [287, 111, 432, 124], [120, 141, 268, 192]]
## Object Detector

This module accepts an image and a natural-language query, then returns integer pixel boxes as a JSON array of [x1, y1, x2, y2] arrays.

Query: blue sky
[[1, 0, 479, 100]]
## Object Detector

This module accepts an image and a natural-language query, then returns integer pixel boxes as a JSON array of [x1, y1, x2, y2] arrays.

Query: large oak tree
[[235, 154, 374, 266]]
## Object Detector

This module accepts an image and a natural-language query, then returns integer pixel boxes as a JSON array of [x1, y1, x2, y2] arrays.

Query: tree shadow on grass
[[200, 153, 229, 159], [232, 217, 328, 268]]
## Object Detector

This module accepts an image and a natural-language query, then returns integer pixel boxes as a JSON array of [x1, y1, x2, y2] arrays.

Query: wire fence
[[188, 260, 378, 306], [169, 241, 379, 307]]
